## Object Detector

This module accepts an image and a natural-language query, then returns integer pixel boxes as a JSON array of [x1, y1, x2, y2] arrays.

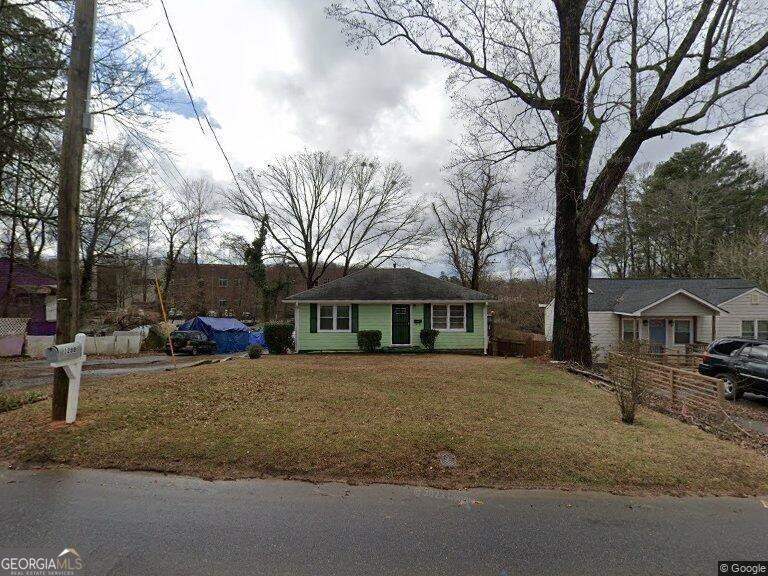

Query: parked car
[[698, 337, 768, 400], [165, 330, 217, 356]]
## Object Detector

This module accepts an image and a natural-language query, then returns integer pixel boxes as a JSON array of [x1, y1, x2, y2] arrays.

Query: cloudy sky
[[130, 0, 458, 190], [125, 0, 768, 276]]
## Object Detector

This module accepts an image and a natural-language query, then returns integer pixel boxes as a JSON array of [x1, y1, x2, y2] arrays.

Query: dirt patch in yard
[[1, 354, 767, 495]]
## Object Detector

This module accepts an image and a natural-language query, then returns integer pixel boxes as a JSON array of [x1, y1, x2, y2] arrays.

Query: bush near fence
[[608, 353, 725, 413]]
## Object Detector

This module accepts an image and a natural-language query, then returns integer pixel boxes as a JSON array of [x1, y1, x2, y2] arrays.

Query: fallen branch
[[566, 365, 613, 384]]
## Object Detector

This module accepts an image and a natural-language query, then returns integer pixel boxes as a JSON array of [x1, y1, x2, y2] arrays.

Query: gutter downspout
[[294, 302, 300, 353]]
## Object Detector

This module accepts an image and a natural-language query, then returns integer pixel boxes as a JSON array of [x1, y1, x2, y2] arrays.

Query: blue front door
[[649, 319, 666, 350]]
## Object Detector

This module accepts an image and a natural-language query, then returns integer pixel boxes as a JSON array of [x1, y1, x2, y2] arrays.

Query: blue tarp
[[248, 329, 267, 349], [178, 317, 251, 354]]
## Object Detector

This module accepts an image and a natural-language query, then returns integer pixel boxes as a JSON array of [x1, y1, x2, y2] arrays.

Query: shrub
[[264, 323, 294, 354], [609, 341, 648, 425], [420, 329, 440, 352], [247, 344, 263, 359], [357, 330, 382, 353], [144, 324, 168, 351], [104, 307, 161, 331]]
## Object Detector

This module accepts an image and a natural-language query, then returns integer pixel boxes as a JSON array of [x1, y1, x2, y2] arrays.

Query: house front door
[[649, 319, 666, 351], [391, 305, 411, 345]]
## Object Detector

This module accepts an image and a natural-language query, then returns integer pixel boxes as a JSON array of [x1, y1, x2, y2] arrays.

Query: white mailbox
[[46, 333, 87, 424]]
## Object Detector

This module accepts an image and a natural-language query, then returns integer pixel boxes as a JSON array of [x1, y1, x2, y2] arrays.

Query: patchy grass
[[0, 390, 46, 413], [1, 355, 767, 494]]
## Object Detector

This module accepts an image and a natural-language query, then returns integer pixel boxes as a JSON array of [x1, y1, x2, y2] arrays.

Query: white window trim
[[758, 320, 768, 340], [318, 304, 352, 333], [673, 319, 692, 345], [742, 319, 756, 339], [741, 319, 768, 339], [219, 277, 229, 287], [621, 318, 638, 341], [431, 303, 466, 332]]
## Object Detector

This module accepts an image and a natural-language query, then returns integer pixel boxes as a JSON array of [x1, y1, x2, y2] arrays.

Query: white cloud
[[123, 0, 768, 277]]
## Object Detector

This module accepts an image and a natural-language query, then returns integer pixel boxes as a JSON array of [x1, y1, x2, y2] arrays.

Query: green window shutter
[[423, 304, 431, 330], [466, 303, 474, 332], [351, 304, 359, 333], [310, 303, 317, 333]]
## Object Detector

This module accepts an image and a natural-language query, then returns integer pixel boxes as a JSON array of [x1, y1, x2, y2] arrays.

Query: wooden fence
[[607, 353, 725, 412], [637, 352, 702, 369], [490, 335, 550, 358]]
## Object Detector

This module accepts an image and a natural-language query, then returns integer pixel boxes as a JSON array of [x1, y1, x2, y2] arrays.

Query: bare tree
[[228, 150, 429, 290], [338, 157, 431, 275], [330, 1, 768, 366], [433, 166, 516, 289], [511, 224, 556, 289], [79, 141, 150, 308], [176, 177, 220, 310], [180, 177, 219, 266], [156, 199, 193, 301]]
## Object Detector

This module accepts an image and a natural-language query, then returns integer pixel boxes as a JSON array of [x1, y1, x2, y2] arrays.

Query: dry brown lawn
[[2, 354, 767, 494]]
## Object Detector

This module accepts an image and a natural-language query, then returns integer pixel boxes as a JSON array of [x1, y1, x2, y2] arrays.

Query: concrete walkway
[[1, 468, 766, 575]]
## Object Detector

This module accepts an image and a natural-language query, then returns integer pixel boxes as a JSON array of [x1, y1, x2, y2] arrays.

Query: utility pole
[[53, 0, 97, 421]]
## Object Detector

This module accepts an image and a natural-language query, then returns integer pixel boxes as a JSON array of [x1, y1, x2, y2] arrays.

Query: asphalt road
[[0, 354, 237, 391], [1, 469, 767, 575]]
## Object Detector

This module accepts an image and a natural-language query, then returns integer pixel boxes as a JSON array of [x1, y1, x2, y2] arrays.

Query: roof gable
[[284, 268, 494, 302], [588, 277, 756, 313], [0, 258, 56, 299]]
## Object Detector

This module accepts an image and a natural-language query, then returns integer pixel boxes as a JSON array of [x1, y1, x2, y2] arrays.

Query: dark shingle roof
[[284, 268, 494, 302], [588, 277, 756, 312]]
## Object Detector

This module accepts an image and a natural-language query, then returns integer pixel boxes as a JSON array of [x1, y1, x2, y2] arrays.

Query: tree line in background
[[596, 143, 768, 288], [4, 1, 768, 365]]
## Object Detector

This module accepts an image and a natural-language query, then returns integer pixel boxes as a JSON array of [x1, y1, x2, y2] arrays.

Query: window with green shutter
[[310, 304, 317, 333], [466, 303, 474, 332], [431, 304, 466, 331]]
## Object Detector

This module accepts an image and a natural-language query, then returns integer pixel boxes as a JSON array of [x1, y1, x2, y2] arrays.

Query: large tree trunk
[[552, 218, 594, 365], [551, 0, 594, 366]]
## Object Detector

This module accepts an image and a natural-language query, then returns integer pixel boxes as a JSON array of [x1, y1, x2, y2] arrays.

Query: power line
[[157, 0, 244, 193]]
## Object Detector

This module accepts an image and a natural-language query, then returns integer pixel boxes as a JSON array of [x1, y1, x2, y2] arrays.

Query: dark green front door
[[391, 305, 410, 345]]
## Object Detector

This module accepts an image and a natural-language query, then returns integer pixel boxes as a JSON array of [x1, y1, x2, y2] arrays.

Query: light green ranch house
[[283, 268, 495, 353]]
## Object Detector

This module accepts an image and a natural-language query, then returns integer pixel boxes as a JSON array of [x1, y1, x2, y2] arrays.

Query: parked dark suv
[[165, 330, 217, 356], [698, 338, 768, 400]]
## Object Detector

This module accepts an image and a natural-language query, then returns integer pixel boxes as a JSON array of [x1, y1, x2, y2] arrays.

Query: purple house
[[0, 257, 57, 337]]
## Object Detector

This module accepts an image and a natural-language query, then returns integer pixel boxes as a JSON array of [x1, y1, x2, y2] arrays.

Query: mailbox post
[[46, 333, 87, 424]]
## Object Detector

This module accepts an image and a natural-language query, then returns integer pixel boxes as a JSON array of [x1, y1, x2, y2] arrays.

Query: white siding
[[716, 290, 768, 339], [543, 301, 617, 362], [544, 300, 554, 340], [45, 295, 57, 322], [541, 287, 768, 359], [590, 312, 620, 362], [698, 315, 715, 342], [640, 293, 715, 317]]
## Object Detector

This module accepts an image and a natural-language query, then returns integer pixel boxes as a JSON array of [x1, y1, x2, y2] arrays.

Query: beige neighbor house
[[543, 278, 768, 361]]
